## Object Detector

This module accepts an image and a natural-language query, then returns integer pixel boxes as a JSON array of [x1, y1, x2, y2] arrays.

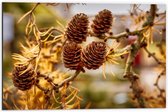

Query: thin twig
[[154, 69, 166, 103], [35, 83, 48, 92], [104, 28, 146, 40], [36, 70, 81, 91], [57, 70, 81, 88], [143, 47, 164, 65]]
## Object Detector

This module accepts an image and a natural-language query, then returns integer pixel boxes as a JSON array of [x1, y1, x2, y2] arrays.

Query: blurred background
[[3, 3, 166, 108]]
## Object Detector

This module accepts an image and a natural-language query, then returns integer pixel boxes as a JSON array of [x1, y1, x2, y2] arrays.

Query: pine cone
[[65, 13, 89, 43], [81, 41, 107, 70], [12, 64, 35, 91], [63, 42, 83, 70], [91, 9, 113, 38]]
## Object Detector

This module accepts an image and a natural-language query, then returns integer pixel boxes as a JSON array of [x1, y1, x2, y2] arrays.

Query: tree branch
[[143, 47, 165, 65], [123, 40, 145, 107], [57, 70, 81, 88], [154, 69, 166, 103], [143, 4, 157, 27], [36, 70, 81, 92], [105, 27, 145, 40]]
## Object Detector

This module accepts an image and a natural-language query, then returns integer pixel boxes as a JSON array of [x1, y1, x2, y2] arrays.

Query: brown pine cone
[[12, 64, 35, 91], [63, 42, 83, 70], [65, 13, 89, 43], [81, 41, 107, 70], [91, 9, 113, 38]]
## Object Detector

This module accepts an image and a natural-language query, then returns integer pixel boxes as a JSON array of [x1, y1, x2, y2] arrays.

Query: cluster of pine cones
[[63, 9, 113, 71], [12, 9, 113, 91]]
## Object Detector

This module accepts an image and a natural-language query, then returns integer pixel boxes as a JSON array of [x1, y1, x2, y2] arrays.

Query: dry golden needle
[[54, 34, 63, 40], [3, 85, 15, 94], [154, 15, 166, 24], [66, 104, 76, 109], [18, 3, 40, 23], [113, 41, 120, 50], [12, 99, 20, 110], [85, 102, 92, 109], [17, 11, 32, 23], [69, 85, 80, 92], [102, 63, 107, 79], [31, 13, 36, 24], [52, 91, 61, 104], [39, 27, 63, 37], [43, 32, 53, 42], [12, 53, 29, 63], [107, 57, 119, 65], [35, 56, 40, 72], [33, 85, 36, 96], [149, 27, 153, 44], [3, 101, 11, 109], [111, 70, 116, 77], [40, 27, 55, 36], [153, 28, 162, 35], [20, 43, 29, 52], [25, 20, 32, 36], [26, 91, 29, 107], [65, 90, 77, 100], [154, 22, 166, 26], [75, 95, 83, 101], [25, 104, 29, 110], [33, 27, 40, 42], [46, 38, 62, 44], [56, 20, 65, 30], [55, 105, 61, 109]]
